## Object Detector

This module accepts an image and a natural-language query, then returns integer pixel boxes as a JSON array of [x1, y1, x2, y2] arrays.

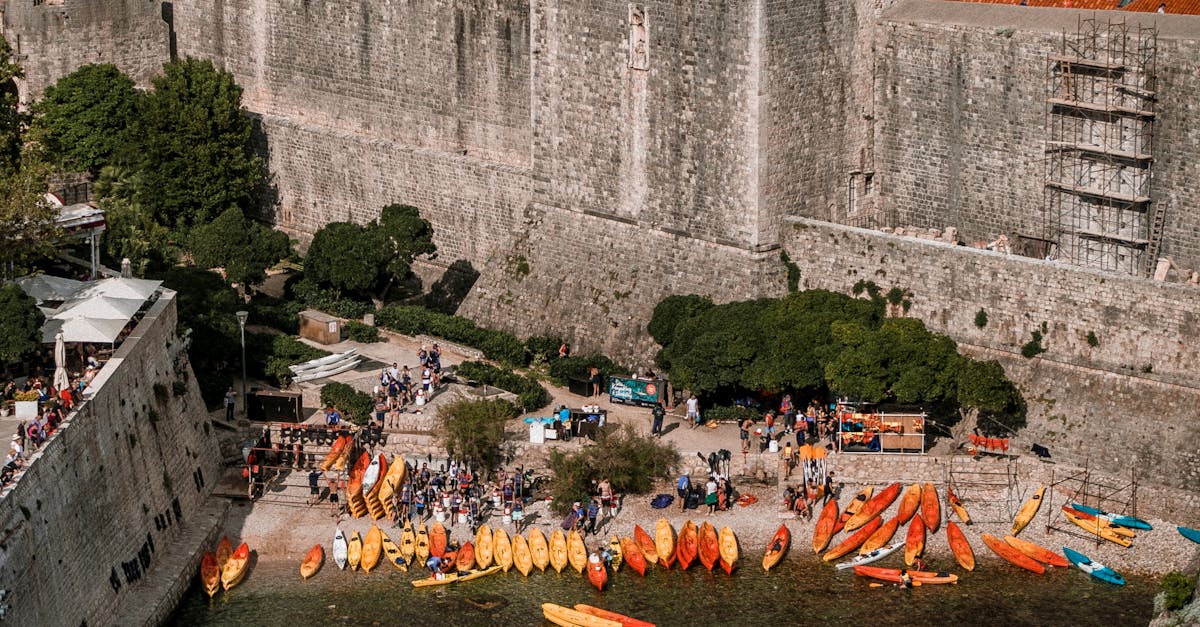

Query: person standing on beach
[[651, 401, 665, 436], [686, 395, 700, 429], [676, 473, 690, 512]]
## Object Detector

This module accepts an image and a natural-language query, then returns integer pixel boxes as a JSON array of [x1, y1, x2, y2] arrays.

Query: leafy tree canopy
[[188, 206, 292, 288], [303, 221, 389, 295], [0, 36, 25, 174], [378, 204, 436, 287], [30, 64, 139, 174], [137, 57, 261, 229], [0, 284, 45, 363], [647, 294, 714, 349], [440, 398, 519, 471], [0, 154, 58, 276]]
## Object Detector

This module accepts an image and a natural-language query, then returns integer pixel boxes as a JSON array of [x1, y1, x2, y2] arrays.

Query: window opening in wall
[[864, 173, 874, 196], [848, 174, 858, 214]]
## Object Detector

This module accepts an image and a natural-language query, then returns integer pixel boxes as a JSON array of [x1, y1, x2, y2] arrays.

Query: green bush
[[454, 361, 551, 412], [546, 426, 679, 514], [524, 335, 564, 363], [248, 294, 304, 334], [1021, 330, 1046, 358], [376, 305, 527, 365], [974, 308, 988, 328], [288, 275, 372, 319], [439, 398, 519, 471], [345, 320, 382, 343], [546, 354, 628, 388], [1163, 571, 1197, 612], [246, 333, 330, 386], [319, 382, 375, 426], [704, 405, 764, 423]]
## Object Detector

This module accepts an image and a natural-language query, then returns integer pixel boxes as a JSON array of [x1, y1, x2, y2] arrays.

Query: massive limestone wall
[[781, 217, 1200, 490], [0, 0, 169, 101], [171, 0, 533, 261], [0, 292, 224, 627], [876, 1, 1200, 271]]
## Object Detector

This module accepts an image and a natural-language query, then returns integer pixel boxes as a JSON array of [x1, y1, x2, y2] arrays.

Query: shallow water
[[171, 550, 1155, 627]]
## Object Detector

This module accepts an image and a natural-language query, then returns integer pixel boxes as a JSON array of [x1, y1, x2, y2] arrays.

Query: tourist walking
[[676, 473, 690, 512], [686, 394, 700, 428]]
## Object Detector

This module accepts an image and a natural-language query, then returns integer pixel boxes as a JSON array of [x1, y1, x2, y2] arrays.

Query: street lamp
[[236, 310, 249, 419]]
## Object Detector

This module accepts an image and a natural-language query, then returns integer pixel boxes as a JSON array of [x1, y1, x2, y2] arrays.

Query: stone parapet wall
[[0, 291, 224, 627]]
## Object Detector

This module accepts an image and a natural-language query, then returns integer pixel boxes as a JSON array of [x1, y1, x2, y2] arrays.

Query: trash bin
[[768, 439, 779, 453]]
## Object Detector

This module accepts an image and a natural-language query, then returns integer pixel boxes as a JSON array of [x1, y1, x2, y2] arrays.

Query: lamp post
[[236, 310, 249, 419]]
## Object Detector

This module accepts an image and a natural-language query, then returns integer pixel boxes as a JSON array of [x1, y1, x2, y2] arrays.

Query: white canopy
[[53, 295, 144, 320], [72, 277, 161, 301], [14, 274, 84, 304], [42, 317, 128, 343]]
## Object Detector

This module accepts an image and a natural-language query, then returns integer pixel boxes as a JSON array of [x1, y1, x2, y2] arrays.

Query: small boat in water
[[200, 552, 220, 598]]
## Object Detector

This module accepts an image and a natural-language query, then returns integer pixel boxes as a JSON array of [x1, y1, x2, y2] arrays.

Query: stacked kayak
[[1068, 503, 1152, 530]]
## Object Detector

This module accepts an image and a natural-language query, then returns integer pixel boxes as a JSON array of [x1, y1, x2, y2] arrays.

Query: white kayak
[[362, 456, 382, 493], [293, 359, 362, 383], [334, 529, 349, 570], [835, 541, 905, 571], [289, 349, 358, 373]]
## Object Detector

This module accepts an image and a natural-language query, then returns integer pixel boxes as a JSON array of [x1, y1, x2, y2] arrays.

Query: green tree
[[303, 221, 388, 295], [137, 57, 261, 229], [754, 290, 880, 393], [0, 36, 25, 174], [188, 207, 292, 289], [647, 294, 714, 348], [957, 358, 1024, 434], [439, 398, 519, 470], [98, 195, 175, 277], [658, 299, 771, 395], [546, 426, 679, 514], [0, 284, 44, 363], [0, 154, 58, 276], [159, 266, 242, 404], [30, 64, 139, 174], [376, 204, 436, 299]]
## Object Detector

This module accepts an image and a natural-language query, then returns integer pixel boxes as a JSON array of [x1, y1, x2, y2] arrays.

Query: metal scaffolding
[[1044, 17, 1160, 276], [945, 454, 1019, 524]]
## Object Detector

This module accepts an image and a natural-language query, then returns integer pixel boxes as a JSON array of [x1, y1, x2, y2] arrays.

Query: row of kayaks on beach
[[199, 536, 251, 599]]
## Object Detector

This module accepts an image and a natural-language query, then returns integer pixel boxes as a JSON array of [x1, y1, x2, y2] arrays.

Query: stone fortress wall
[[0, 292, 224, 627]]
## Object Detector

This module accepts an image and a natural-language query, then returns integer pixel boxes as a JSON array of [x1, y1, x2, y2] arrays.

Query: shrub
[[439, 398, 519, 471], [546, 355, 628, 388], [345, 320, 382, 343], [454, 361, 551, 411], [248, 294, 304, 334], [1021, 330, 1046, 358], [546, 426, 679, 514], [524, 335, 564, 364], [704, 405, 764, 423], [246, 333, 330, 386], [319, 382, 374, 426], [288, 275, 372, 319], [974, 308, 988, 328], [1162, 571, 1196, 611], [1086, 330, 1099, 348], [376, 305, 527, 365]]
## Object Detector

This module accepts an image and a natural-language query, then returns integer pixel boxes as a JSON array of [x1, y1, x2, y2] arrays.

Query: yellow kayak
[[529, 528, 550, 571], [347, 531, 363, 571], [512, 532, 533, 576], [400, 520, 416, 563], [655, 518, 676, 565], [381, 529, 407, 571], [411, 565, 503, 588], [415, 523, 430, 562], [718, 526, 739, 574], [542, 603, 622, 627], [361, 525, 383, 573], [494, 527, 514, 572], [475, 524, 494, 569], [1062, 510, 1133, 547], [550, 530, 569, 573], [567, 529, 588, 574], [1011, 485, 1045, 536], [608, 535, 623, 573]]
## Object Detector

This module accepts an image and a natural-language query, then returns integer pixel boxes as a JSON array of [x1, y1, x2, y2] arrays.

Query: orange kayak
[[845, 483, 901, 532], [823, 517, 883, 562], [920, 483, 940, 533], [835, 487, 874, 534], [574, 604, 656, 627], [859, 516, 900, 555], [221, 542, 251, 591], [620, 536, 647, 576], [216, 536, 233, 571], [430, 522, 447, 558], [853, 565, 959, 584], [945, 521, 975, 571], [677, 521, 699, 570], [763, 524, 791, 571], [946, 487, 970, 524], [904, 515, 926, 565], [1003, 535, 1068, 568], [633, 525, 659, 565], [718, 526, 738, 575], [457, 541, 476, 571], [896, 483, 921, 524], [201, 552, 220, 598], [812, 499, 840, 553], [981, 533, 1044, 574], [300, 544, 323, 580], [319, 435, 349, 471], [587, 553, 609, 590], [698, 522, 720, 571]]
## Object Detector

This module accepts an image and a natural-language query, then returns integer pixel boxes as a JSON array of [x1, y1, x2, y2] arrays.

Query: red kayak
[[456, 541, 475, 572], [812, 499, 839, 553], [620, 536, 647, 576], [853, 565, 959, 584], [633, 525, 659, 566], [574, 604, 656, 627], [905, 515, 926, 566], [823, 517, 883, 562], [697, 522, 720, 571], [677, 521, 698, 570], [844, 483, 901, 532], [763, 524, 791, 571], [920, 482, 941, 533], [981, 533, 1044, 574], [587, 553, 609, 590]]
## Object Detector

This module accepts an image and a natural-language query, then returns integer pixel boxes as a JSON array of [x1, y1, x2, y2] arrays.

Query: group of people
[[3, 372, 93, 487], [738, 396, 838, 454], [371, 344, 443, 429], [674, 471, 733, 515], [558, 477, 618, 536]]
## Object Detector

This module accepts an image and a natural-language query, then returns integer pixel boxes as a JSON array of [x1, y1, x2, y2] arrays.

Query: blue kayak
[[1068, 503, 1152, 531], [1180, 526, 1200, 544], [1062, 547, 1125, 586]]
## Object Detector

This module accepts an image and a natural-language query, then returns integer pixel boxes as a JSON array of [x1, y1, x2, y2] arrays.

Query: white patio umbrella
[[71, 277, 161, 301], [14, 274, 84, 304], [53, 331, 70, 391], [41, 317, 128, 344], [52, 295, 144, 320]]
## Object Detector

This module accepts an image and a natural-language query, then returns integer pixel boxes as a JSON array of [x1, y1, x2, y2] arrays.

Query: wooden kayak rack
[[237, 422, 386, 507]]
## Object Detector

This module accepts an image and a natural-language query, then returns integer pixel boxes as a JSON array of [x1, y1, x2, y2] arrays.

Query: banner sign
[[608, 376, 662, 406]]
